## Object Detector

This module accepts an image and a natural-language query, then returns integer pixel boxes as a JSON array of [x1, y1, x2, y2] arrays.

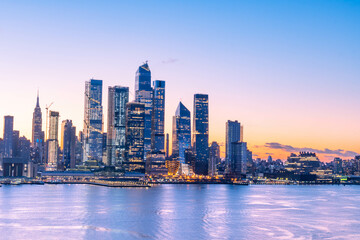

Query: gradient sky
[[0, 0, 359, 161]]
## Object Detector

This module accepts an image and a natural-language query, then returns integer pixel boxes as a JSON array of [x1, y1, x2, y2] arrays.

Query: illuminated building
[[124, 102, 145, 174], [209, 141, 220, 176], [151, 80, 166, 152], [145, 152, 168, 176], [83, 79, 103, 167], [107, 86, 129, 166], [3, 115, 14, 158], [165, 133, 169, 158], [61, 120, 76, 169], [192, 94, 209, 175], [135, 62, 153, 155], [285, 152, 321, 174], [166, 160, 180, 175], [333, 157, 343, 174], [46, 111, 59, 171], [172, 102, 191, 164], [226, 120, 241, 170]]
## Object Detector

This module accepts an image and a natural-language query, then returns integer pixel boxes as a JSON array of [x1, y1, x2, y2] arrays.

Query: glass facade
[[135, 63, 153, 155], [225, 120, 241, 170], [61, 120, 76, 169], [107, 86, 129, 166], [192, 94, 209, 175], [83, 79, 103, 165], [124, 102, 145, 173], [172, 102, 191, 164], [151, 80, 165, 152], [3, 115, 14, 158]]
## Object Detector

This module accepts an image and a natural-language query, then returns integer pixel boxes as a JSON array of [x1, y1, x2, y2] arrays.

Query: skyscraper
[[135, 63, 153, 155], [192, 94, 209, 175], [124, 102, 145, 174], [32, 91, 44, 147], [83, 79, 103, 166], [172, 102, 191, 164], [3, 116, 14, 158], [61, 120, 76, 169], [209, 141, 221, 176], [225, 120, 241, 169], [230, 141, 247, 177], [47, 111, 59, 171], [151, 80, 165, 152], [107, 86, 129, 166]]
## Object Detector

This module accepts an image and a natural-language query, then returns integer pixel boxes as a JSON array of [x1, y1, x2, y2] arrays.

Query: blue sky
[[0, 0, 359, 160]]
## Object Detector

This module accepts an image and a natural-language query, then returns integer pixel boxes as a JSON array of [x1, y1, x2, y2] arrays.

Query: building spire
[[36, 90, 40, 107]]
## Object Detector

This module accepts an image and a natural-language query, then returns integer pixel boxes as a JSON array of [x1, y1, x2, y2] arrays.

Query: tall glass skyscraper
[[47, 111, 59, 171], [135, 63, 153, 155], [192, 94, 209, 175], [3, 115, 14, 158], [151, 80, 165, 152], [61, 120, 76, 169], [107, 86, 129, 166], [124, 102, 145, 173], [225, 120, 241, 170], [83, 79, 103, 166], [172, 102, 191, 164]]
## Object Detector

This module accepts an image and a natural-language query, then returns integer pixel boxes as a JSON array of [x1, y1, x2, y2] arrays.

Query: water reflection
[[1, 185, 360, 239]]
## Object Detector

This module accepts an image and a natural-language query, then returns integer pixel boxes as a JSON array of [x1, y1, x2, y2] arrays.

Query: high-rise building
[[32, 91, 44, 147], [192, 94, 209, 175], [12, 130, 19, 158], [124, 102, 145, 174], [83, 79, 103, 166], [230, 141, 248, 177], [107, 86, 129, 166], [61, 120, 76, 169], [3, 116, 14, 158], [209, 141, 221, 176], [151, 80, 165, 152], [165, 133, 170, 158], [172, 102, 191, 164], [47, 111, 59, 171], [135, 63, 153, 155], [225, 120, 241, 169]]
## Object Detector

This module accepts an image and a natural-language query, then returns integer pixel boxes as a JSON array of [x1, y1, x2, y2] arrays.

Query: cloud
[[265, 142, 359, 158], [162, 58, 179, 64]]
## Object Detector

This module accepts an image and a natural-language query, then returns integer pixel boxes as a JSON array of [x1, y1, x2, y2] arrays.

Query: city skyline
[[1, 1, 359, 161]]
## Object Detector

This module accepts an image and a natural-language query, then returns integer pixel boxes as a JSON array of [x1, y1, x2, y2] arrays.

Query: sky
[[0, 0, 359, 161]]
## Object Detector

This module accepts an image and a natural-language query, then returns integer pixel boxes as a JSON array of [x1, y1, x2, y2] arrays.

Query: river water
[[1, 184, 359, 239]]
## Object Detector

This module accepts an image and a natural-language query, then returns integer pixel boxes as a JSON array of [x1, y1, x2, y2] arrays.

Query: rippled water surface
[[1, 184, 360, 239]]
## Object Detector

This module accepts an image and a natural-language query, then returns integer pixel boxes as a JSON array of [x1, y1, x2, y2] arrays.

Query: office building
[[83, 79, 103, 166], [151, 80, 165, 152], [225, 120, 241, 169], [61, 120, 76, 169], [172, 102, 191, 164], [3, 115, 14, 158], [135, 62, 153, 155], [192, 94, 209, 175], [107, 86, 129, 166], [209, 141, 221, 176], [124, 102, 145, 174], [230, 141, 248, 177]]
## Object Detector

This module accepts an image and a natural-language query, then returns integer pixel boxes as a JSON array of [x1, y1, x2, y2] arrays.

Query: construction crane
[[45, 102, 54, 141]]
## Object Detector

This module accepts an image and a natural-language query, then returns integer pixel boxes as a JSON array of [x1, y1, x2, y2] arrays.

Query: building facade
[[192, 94, 209, 175], [47, 111, 59, 171], [124, 102, 145, 174], [61, 120, 76, 169], [151, 80, 165, 152], [107, 86, 129, 166], [172, 102, 191, 164], [209, 141, 221, 176], [135, 63, 153, 155], [83, 79, 103, 166]]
